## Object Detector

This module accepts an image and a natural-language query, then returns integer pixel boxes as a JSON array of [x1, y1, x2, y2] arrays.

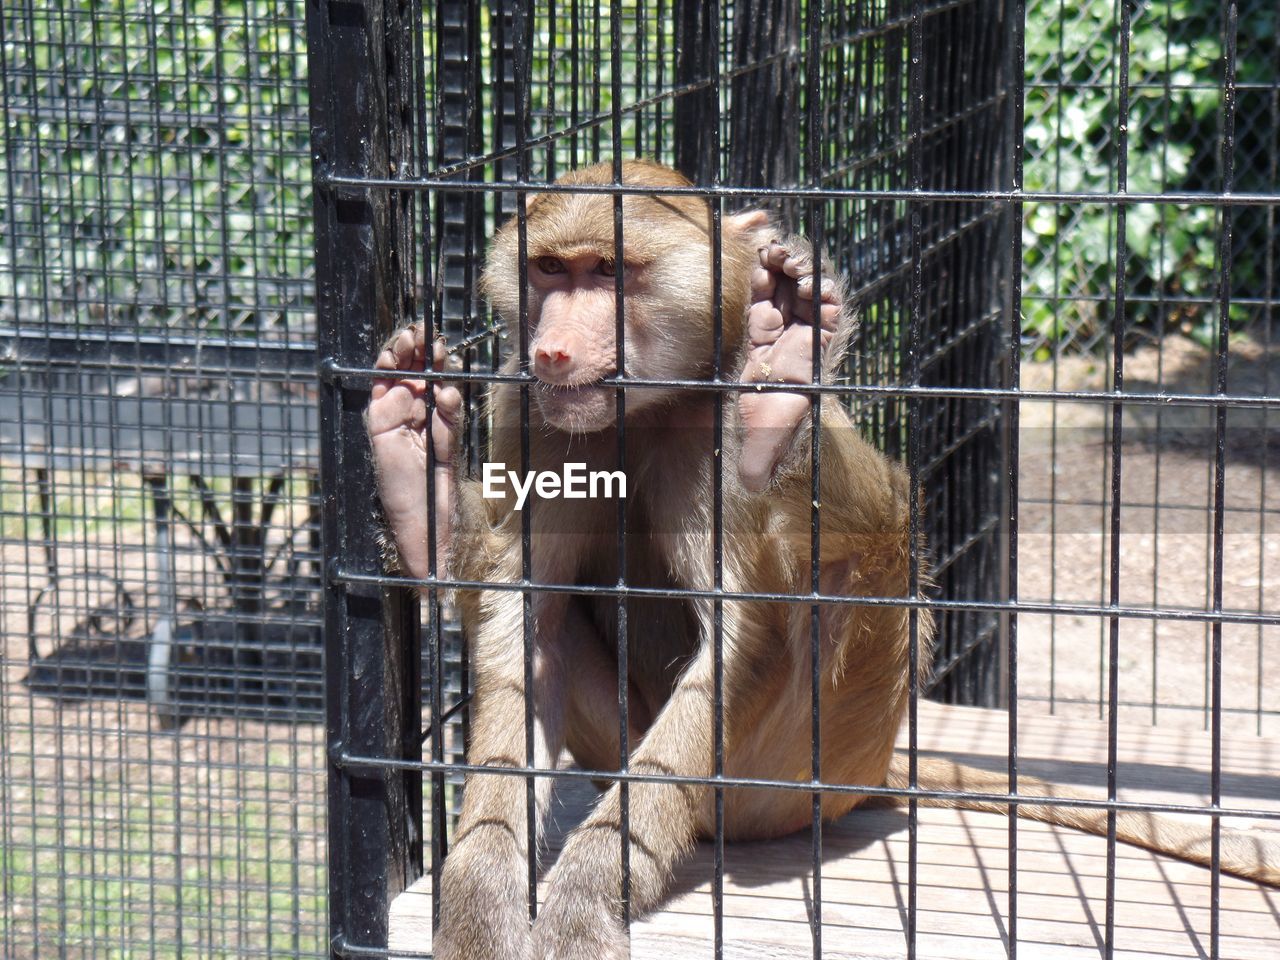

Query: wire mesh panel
[[1018, 0, 1280, 734], [1, 2, 326, 956], [312, 0, 1013, 957], [1005, 5, 1280, 955], [5, 0, 1273, 956]]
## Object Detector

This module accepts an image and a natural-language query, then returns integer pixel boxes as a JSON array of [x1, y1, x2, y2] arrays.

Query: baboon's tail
[[886, 754, 1280, 887]]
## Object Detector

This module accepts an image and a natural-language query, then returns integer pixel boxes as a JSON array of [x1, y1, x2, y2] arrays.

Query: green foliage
[[1022, 0, 1276, 356], [0, 1, 313, 338]]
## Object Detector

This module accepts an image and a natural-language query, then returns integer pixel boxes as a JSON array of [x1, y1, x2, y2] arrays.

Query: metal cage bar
[[308, 0, 1014, 956], [306, 0, 423, 953], [2, 0, 1277, 957]]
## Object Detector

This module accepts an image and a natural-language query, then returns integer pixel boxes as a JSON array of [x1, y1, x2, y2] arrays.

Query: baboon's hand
[[367, 323, 461, 580], [737, 237, 852, 492]]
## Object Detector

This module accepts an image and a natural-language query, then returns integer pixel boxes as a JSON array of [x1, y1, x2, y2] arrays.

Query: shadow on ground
[[24, 614, 324, 725]]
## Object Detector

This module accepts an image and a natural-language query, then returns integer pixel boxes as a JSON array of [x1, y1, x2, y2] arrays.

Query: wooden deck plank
[[389, 702, 1280, 958]]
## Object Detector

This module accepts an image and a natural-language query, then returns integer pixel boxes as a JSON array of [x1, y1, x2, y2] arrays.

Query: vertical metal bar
[[655, 0, 666, 158], [1209, 4, 1239, 957], [1103, 0, 1134, 949], [591, 0, 602, 161], [906, 0, 924, 953], [548, 0, 559, 175], [392, 0, 427, 898], [1148, 0, 1177, 727], [1096, 3, 1122, 724], [635, 0, 646, 157], [570, 0, 582, 162], [804, 2, 823, 957], [510, 0, 538, 922], [1046, 0, 1067, 717], [705, 5, 724, 956], [410, 0, 435, 903], [306, 0, 420, 953], [34, 468, 57, 579], [609, 0, 632, 931], [1257, 5, 1279, 739], [143, 473, 179, 727], [420, 0, 449, 927], [1004, 0, 1027, 953]]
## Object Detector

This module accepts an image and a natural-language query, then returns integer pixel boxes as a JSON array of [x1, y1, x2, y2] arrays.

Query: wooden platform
[[389, 703, 1280, 958]]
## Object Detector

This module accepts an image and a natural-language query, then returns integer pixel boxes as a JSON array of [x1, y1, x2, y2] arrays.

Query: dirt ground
[[1018, 333, 1279, 736]]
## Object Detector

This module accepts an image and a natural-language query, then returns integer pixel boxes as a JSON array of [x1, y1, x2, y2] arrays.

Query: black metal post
[[435, 0, 486, 336], [307, 1, 422, 955], [35, 467, 57, 579], [490, 0, 522, 219], [918, 0, 1011, 707], [674, 0, 719, 184], [728, 0, 800, 197]]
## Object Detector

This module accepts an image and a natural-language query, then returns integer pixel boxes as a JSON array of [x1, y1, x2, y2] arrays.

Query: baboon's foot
[[367, 324, 462, 580], [531, 892, 628, 960], [737, 239, 847, 492], [432, 833, 533, 960]]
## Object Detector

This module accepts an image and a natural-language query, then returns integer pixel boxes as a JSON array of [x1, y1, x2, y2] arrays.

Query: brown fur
[[889, 756, 1280, 887], [378, 160, 1274, 960]]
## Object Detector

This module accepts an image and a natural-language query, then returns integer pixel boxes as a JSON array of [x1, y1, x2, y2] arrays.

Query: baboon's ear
[[726, 209, 771, 234]]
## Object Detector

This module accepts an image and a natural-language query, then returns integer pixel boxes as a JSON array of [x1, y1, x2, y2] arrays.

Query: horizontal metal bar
[[0, 327, 318, 375], [3, 99, 310, 132], [1023, 292, 1280, 309], [1017, 694, 1280, 720], [331, 935, 408, 959], [320, 359, 1280, 409], [1020, 496, 1280, 517], [319, 174, 1280, 208], [1026, 79, 1280, 93], [333, 568, 1280, 628], [330, 750, 1280, 822]]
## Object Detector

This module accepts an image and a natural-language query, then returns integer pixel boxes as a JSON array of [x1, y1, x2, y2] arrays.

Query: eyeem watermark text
[[482, 462, 627, 510]]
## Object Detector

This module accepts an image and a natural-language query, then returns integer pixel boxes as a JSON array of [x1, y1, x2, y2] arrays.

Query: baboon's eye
[[535, 256, 566, 274], [596, 259, 617, 277]]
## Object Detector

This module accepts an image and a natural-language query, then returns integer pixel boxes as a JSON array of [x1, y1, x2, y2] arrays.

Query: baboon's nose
[[533, 338, 577, 383]]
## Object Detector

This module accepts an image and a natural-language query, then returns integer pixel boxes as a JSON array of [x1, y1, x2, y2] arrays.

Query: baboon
[[367, 160, 1276, 959]]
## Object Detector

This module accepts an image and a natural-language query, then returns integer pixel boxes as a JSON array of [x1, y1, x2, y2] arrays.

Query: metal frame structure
[[308, 0, 1280, 955], [310, 0, 1016, 956], [3, 0, 1271, 957], [1, 1, 325, 954]]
